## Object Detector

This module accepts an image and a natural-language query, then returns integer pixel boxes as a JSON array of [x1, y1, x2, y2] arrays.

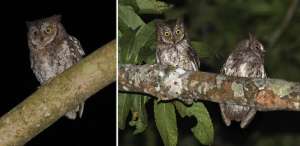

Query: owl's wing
[[68, 36, 85, 57], [187, 46, 201, 70], [221, 52, 267, 78], [155, 48, 162, 64], [220, 55, 233, 74]]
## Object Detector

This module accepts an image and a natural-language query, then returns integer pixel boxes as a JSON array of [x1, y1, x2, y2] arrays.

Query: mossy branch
[[119, 64, 300, 111], [0, 40, 116, 146]]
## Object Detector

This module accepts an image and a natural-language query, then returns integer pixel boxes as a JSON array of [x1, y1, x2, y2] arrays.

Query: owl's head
[[27, 15, 64, 48], [248, 33, 265, 53], [156, 18, 186, 45], [237, 33, 265, 53]]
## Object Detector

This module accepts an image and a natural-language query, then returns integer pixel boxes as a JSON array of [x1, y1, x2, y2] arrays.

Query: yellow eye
[[45, 26, 52, 33], [164, 32, 170, 36], [175, 29, 181, 35]]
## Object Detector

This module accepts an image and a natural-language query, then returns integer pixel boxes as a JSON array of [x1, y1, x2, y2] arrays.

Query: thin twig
[[269, 0, 299, 47]]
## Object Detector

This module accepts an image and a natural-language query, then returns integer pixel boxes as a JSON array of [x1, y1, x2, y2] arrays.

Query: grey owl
[[220, 34, 267, 128], [156, 19, 200, 103], [27, 15, 85, 120]]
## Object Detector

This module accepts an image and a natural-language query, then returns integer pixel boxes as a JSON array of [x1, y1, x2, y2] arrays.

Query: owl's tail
[[65, 103, 85, 120]]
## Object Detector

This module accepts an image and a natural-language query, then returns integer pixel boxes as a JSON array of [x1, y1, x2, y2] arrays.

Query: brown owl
[[27, 15, 85, 120], [220, 34, 267, 128], [156, 19, 200, 103]]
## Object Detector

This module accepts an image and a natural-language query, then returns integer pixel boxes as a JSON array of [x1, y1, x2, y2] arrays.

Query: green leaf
[[136, 21, 157, 64], [118, 93, 133, 129], [154, 101, 178, 146], [119, 0, 136, 6], [118, 29, 136, 63], [174, 101, 214, 145], [119, 5, 145, 31], [134, 21, 156, 53], [119, 21, 157, 64], [136, 0, 172, 14], [129, 95, 149, 134]]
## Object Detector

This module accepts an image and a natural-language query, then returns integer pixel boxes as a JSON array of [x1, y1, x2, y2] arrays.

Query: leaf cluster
[[118, 0, 214, 146]]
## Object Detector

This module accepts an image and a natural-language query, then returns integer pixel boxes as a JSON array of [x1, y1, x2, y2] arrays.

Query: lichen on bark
[[119, 64, 300, 111]]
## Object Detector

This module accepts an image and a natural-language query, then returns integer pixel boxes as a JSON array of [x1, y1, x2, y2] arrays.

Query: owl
[[220, 34, 267, 128], [155, 19, 200, 103], [27, 15, 85, 120]]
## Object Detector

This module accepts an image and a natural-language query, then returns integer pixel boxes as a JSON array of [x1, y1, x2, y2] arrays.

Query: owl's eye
[[45, 26, 52, 33], [175, 29, 181, 35], [164, 32, 170, 36]]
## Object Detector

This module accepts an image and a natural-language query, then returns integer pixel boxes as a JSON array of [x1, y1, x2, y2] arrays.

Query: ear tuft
[[176, 18, 184, 27], [156, 19, 165, 28], [248, 32, 256, 42], [51, 14, 62, 22]]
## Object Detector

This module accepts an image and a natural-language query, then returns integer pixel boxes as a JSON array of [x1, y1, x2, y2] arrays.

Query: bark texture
[[119, 64, 300, 111]]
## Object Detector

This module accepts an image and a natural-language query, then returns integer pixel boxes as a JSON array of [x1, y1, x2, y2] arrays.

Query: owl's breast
[[30, 43, 76, 84], [30, 51, 57, 83], [158, 46, 196, 71], [222, 54, 266, 78]]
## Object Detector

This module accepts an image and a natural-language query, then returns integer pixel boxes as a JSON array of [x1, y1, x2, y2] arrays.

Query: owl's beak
[[40, 37, 44, 42], [172, 38, 177, 44]]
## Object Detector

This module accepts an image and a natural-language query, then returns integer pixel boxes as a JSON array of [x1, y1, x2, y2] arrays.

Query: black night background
[[0, 1, 116, 146]]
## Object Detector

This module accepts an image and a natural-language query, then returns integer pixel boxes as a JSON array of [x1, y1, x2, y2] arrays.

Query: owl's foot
[[177, 96, 193, 105], [182, 98, 193, 105], [64, 102, 85, 120], [65, 111, 77, 120]]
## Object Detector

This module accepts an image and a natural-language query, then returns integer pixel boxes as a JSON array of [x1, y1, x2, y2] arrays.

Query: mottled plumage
[[155, 19, 200, 103], [220, 34, 266, 128], [27, 15, 85, 120]]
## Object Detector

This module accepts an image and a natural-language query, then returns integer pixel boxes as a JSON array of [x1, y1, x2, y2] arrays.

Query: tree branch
[[269, 0, 299, 47], [0, 40, 116, 146], [119, 64, 300, 111]]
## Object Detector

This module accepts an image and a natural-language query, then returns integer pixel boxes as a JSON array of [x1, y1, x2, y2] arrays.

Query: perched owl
[[220, 34, 266, 128], [27, 15, 85, 120], [156, 19, 200, 103]]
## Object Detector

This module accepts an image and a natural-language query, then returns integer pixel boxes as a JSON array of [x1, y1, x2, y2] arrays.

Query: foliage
[[118, 0, 214, 146], [119, 0, 300, 146], [174, 102, 214, 145]]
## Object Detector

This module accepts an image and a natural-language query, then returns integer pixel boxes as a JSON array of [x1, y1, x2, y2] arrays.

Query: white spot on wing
[[239, 63, 248, 77], [260, 65, 266, 78]]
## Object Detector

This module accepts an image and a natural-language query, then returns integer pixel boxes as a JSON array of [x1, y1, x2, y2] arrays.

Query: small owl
[[27, 15, 85, 120], [156, 19, 200, 103], [220, 34, 267, 128]]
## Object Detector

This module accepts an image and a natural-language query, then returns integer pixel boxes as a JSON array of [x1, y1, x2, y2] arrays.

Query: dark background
[[0, 1, 116, 146]]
